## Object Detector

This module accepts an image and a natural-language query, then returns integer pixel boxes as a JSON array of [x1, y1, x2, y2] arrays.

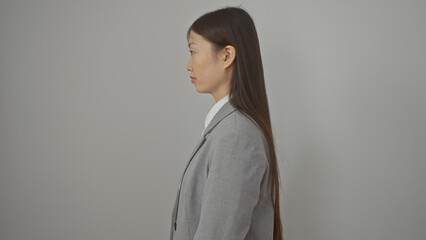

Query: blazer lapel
[[202, 100, 237, 138], [186, 100, 237, 168], [171, 101, 238, 234]]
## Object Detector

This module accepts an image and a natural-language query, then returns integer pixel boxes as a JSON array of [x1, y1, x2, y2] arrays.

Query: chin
[[195, 88, 207, 93], [194, 85, 206, 93]]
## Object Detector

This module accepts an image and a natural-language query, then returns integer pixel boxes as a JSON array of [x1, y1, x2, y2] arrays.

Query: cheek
[[194, 56, 220, 85], [194, 58, 210, 78]]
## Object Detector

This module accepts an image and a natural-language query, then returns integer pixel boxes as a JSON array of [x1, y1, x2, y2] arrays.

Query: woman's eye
[[188, 50, 194, 56]]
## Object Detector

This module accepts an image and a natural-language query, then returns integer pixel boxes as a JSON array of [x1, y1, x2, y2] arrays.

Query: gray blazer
[[170, 101, 274, 240]]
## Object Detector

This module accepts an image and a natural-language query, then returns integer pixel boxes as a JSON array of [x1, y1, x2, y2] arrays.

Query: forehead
[[188, 31, 205, 47]]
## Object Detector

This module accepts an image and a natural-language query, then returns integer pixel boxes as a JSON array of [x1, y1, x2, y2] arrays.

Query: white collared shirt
[[201, 94, 230, 136]]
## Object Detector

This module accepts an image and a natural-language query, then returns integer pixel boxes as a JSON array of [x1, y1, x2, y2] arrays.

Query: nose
[[187, 58, 192, 72]]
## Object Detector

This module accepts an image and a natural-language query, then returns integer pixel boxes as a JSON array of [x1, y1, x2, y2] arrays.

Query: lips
[[190, 76, 196, 83]]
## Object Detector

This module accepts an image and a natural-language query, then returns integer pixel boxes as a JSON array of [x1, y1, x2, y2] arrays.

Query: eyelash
[[188, 50, 194, 55]]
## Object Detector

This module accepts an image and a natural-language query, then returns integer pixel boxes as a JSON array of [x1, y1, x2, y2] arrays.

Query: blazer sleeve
[[193, 127, 268, 240]]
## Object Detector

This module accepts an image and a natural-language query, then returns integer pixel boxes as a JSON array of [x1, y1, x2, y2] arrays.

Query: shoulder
[[213, 110, 264, 140], [207, 110, 269, 163]]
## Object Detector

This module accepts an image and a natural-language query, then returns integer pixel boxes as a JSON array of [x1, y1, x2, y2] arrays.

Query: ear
[[221, 45, 236, 69]]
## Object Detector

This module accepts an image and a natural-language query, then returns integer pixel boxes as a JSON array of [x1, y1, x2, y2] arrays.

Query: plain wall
[[1, 0, 425, 240]]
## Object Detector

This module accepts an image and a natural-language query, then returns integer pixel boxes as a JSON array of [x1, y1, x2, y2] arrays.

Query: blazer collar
[[202, 100, 237, 138], [183, 100, 237, 180]]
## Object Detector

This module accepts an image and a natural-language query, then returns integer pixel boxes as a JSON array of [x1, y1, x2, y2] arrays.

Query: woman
[[170, 6, 283, 240]]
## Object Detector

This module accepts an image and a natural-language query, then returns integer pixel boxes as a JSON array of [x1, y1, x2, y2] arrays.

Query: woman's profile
[[170, 6, 283, 240]]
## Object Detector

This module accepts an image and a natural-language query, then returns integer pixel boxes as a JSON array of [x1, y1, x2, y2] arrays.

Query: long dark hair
[[187, 6, 283, 240]]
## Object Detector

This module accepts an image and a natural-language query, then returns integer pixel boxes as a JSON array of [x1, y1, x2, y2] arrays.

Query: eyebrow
[[188, 42, 196, 47]]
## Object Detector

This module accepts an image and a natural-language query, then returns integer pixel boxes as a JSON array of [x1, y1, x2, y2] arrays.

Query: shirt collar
[[204, 94, 230, 130]]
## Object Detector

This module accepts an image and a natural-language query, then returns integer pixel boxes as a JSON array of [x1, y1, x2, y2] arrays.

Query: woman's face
[[187, 30, 231, 98]]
